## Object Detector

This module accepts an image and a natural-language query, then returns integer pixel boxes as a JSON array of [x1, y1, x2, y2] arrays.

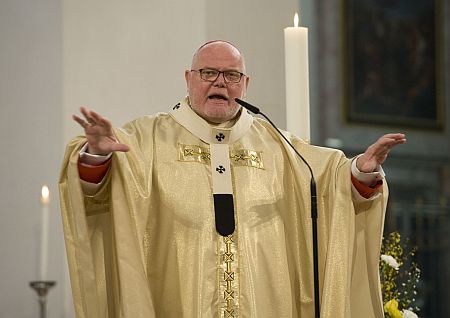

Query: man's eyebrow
[[201, 67, 242, 72]]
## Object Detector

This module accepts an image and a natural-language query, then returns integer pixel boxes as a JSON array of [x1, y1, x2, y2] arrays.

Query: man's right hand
[[73, 106, 130, 155]]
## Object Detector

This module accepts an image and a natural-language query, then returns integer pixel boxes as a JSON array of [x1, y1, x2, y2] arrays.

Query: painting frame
[[341, 0, 445, 130]]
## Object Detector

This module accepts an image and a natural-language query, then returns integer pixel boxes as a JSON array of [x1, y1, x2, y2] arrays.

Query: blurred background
[[0, 0, 448, 317]]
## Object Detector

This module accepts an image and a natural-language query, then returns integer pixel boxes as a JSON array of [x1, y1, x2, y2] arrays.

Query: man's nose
[[213, 72, 226, 87]]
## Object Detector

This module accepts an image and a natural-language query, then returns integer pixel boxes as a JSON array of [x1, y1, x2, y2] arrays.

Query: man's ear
[[184, 70, 191, 87], [243, 76, 250, 97]]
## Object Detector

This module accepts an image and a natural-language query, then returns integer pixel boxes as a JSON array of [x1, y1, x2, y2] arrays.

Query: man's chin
[[191, 102, 240, 124]]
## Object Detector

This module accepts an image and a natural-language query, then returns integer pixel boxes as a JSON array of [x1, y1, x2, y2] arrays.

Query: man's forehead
[[191, 40, 245, 69], [195, 40, 242, 55]]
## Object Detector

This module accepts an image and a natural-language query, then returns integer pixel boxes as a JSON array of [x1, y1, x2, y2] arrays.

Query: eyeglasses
[[191, 68, 245, 83]]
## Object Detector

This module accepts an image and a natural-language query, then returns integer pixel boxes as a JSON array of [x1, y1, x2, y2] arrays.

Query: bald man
[[60, 41, 405, 318]]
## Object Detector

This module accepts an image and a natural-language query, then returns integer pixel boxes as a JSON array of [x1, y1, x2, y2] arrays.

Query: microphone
[[234, 98, 261, 114], [235, 98, 320, 318]]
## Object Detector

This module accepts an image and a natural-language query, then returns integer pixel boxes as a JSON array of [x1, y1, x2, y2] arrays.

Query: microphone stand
[[235, 98, 320, 318]]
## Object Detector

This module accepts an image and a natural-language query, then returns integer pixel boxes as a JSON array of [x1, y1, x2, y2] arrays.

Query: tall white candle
[[284, 12, 310, 142], [40, 185, 50, 281]]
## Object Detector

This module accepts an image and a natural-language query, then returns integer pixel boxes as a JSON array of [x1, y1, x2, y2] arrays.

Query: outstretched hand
[[356, 133, 406, 173], [73, 106, 130, 155]]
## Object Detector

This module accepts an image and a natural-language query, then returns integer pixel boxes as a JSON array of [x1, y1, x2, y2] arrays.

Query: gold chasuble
[[59, 97, 387, 318]]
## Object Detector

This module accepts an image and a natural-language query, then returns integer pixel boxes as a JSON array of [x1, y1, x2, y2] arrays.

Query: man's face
[[185, 42, 250, 124]]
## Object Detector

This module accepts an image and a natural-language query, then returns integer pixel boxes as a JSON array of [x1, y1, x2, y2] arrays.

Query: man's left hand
[[356, 133, 406, 173]]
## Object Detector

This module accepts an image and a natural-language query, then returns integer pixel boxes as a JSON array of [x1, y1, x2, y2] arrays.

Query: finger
[[381, 133, 406, 139], [380, 138, 406, 150], [80, 106, 97, 125], [89, 110, 103, 123], [98, 116, 113, 129], [79, 106, 90, 118], [380, 134, 406, 145], [90, 111, 112, 129], [73, 114, 88, 128], [369, 137, 405, 159], [85, 115, 97, 125], [375, 136, 406, 149]]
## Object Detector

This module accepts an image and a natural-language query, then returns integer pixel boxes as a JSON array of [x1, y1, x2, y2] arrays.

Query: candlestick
[[284, 12, 310, 142], [40, 185, 50, 281], [30, 280, 56, 318]]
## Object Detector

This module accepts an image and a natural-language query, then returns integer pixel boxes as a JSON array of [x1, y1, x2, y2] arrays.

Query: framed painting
[[341, 0, 445, 130]]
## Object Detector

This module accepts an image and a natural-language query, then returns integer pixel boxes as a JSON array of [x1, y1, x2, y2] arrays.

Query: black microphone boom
[[235, 98, 320, 318], [234, 98, 261, 114]]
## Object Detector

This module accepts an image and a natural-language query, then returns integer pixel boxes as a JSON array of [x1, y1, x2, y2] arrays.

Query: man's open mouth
[[208, 94, 228, 101]]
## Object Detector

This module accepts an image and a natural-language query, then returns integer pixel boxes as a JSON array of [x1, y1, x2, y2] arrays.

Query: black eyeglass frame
[[191, 68, 246, 83]]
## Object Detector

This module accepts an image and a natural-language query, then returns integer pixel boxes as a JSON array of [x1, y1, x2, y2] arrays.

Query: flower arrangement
[[380, 231, 421, 318]]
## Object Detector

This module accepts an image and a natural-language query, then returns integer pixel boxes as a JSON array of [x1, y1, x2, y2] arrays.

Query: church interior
[[0, 0, 448, 317]]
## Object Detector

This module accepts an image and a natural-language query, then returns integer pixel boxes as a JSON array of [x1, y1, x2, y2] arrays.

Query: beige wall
[[63, 0, 207, 141], [0, 0, 64, 317]]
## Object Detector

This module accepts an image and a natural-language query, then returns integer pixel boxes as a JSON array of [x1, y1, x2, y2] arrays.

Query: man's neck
[[211, 111, 241, 128]]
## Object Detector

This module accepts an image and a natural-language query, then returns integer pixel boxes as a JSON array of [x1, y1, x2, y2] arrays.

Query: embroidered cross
[[224, 235, 234, 243], [224, 290, 235, 300], [215, 133, 225, 142], [223, 252, 234, 262], [224, 271, 235, 281], [172, 103, 180, 110], [201, 153, 211, 160], [216, 166, 226, 174], [183, 149, 194, 156], [224, 308, 235, 318]]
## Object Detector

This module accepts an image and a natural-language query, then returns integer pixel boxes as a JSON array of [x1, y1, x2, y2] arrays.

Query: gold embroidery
[[224, 308, 235, 318], [220, 234, 238, 317], [230, 149, 264, 169], [223, 252, 234, 262], [178, 144, 263, 169], [184, 148, 194, 156], [224, 290, 235, 300], [224, 271, 235, 281], [178, 144, 211, 164]]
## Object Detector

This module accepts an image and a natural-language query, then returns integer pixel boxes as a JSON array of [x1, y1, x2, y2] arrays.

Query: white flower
[[381, 254, 400, 270], [403, 309, 418, 318]]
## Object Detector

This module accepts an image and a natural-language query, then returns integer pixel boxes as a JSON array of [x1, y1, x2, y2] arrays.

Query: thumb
[[356, 154, 375, 172], [110, 143, 130, 152]]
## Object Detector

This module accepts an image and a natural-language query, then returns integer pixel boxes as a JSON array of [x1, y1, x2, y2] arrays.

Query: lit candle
[[40, 185, 50, 281], [284, 12, 310, 142]]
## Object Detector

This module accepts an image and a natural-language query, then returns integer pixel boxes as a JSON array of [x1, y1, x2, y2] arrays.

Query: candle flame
[[41, 185, 50, 204], [294, 12, 299, 28]]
